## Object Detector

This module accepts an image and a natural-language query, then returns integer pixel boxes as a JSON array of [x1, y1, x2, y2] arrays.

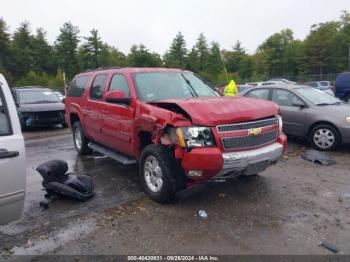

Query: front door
[[101, 74, 135, 156], [84, 74, 108, 143], [0, 76, 26, 225], [271, 89, 307, 136]]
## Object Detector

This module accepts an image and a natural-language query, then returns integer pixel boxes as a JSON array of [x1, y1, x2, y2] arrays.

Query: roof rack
[[82, 66, 122, 73]]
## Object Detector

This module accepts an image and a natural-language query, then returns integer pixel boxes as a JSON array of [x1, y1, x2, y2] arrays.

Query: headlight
[[277, 115, 283, 133], [346, 117, 350, 124], [176, 127, 216, 148]]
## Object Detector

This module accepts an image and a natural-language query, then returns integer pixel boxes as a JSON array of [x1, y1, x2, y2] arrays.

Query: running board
[[88, 142, 137, 165]]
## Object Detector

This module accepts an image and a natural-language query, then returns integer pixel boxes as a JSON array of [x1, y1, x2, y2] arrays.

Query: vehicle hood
[[19, 102, 64, 113], [149, 97, 279, 126], [315, 103, 350, 118]]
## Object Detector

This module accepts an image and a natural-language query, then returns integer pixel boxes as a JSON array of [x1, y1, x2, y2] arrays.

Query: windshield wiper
[[316, 102, 341, 106], [181, 74, 198, 98], [23, 100, 58, 104]]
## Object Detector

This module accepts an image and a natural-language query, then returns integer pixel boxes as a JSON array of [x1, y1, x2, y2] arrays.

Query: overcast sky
[[2, 0, 350, 54]]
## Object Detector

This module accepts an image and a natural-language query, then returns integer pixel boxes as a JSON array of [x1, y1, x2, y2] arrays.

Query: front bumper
[[181, 134, 286, 182]]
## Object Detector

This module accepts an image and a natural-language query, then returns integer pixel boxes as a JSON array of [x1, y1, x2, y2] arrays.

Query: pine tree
[[195, 33, 209, 72], [55, 22, 80, 79], [82, 29, 103, 69], [32, 28, 55, 74], [164, 32, 187, 68], [9, 22, 34, 79]]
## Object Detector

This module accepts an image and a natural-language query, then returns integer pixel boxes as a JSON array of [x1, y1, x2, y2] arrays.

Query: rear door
[[84, 74, 108, 142], [101, 74, 135, 156], [0, 75, 26, 225], [270, 88, 307, 136]]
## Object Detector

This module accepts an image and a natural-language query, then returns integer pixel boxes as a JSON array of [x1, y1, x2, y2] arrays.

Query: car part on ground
[[301, 149, 336, 165], [36, 159, 94, 201], [319, 240, 338, 253], [65, 67, 287, 202]]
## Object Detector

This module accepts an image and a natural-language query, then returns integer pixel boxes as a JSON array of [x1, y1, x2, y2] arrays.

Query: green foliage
[[55, 22, 80, 79], [164, 32, 187, 68], [1, 11, 350, 87], [127, 44, 162, 67]]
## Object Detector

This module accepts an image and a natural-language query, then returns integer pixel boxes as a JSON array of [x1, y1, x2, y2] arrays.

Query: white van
[[0, 74, 26, 224]]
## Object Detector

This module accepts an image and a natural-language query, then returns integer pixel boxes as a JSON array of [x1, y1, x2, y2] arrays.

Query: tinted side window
[[271, 89, 302, 106], [109, 74, 130, 97], [0, 89, 11, 136], [90, 74, 107, 100], [246, 89, 269, 100], [67, 75, 90, 97]]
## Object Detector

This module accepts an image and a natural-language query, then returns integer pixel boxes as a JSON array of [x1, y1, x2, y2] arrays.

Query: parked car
[[269, 78, 297, 85], [335, 72, 350, 102], [238, 84, 350, 151], [11, 87, 66, 130], [305, 81, 334, 96], [65, 67, 287, 202], [54, 91, 65, 102], [0, 74, 26, 225]]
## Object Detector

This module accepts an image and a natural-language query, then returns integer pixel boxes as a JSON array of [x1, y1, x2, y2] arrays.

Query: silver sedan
[[238, 85, 350, 151]]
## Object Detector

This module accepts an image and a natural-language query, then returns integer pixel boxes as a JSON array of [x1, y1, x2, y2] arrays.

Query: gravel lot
[[0, 127, 349, 256]]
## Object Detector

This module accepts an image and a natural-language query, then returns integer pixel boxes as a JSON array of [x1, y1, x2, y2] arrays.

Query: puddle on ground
[[10, 219, 96, 255]]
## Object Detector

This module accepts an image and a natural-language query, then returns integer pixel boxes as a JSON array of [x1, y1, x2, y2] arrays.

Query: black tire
[[345, 94, 350, 103], [72, 121, 93, 155], [139, 144, 187, 203], [309, 124, 340, 151]]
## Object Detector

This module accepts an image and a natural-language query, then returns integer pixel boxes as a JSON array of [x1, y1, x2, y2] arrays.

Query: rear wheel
[[72, 122, 92, 155], [139, 144, 186, 203], [345, 95, 350, 103], [310, 124, 340, 151]]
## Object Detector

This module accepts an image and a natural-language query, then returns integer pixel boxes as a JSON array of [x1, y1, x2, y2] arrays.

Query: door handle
[[0, 149, 19, 159]]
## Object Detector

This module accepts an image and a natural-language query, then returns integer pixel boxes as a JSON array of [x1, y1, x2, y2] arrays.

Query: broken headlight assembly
[[176, 127, 216, 148]]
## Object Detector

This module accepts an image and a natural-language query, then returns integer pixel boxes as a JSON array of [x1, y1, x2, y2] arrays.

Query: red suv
[[65, 67, 287, 202]]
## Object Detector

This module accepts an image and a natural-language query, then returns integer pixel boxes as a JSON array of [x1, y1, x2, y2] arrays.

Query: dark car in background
[[11, 87, 66, 130], [335, 72, 350, 102], [238, 85, 350, 151]]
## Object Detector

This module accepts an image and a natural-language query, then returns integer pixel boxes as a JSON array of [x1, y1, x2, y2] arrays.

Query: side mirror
[[104, 91, 131, 105], [292, 101, 305, 108]]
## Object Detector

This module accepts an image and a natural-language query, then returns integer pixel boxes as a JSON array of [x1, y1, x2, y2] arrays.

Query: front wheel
[[72, 122, 92, 155], [310, 124, 340, 151], [139, 144, 186, 203]]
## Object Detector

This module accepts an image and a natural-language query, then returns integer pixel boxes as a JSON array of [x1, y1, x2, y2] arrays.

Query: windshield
[[19, 90, 60, 104], [134, 72, 218, 102], [295, 88, 340, 106]]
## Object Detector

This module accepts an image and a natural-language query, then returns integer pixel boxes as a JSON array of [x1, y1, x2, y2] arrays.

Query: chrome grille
[[221, 130, 278, 150], [217, 117, 278, 133]]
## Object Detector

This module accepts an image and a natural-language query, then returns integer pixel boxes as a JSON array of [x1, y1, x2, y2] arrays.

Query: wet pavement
[[0, 129, 350, 256]]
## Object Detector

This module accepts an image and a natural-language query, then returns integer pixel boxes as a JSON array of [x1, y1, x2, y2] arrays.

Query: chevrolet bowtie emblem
[[248, 128, 262, 136]]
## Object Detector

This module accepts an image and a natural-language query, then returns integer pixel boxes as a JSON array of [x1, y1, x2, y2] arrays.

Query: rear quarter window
[[67, 75, 91, 97]]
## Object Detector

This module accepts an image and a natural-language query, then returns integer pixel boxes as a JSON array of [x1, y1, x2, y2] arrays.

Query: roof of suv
[[77, 67, 189, 76]]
